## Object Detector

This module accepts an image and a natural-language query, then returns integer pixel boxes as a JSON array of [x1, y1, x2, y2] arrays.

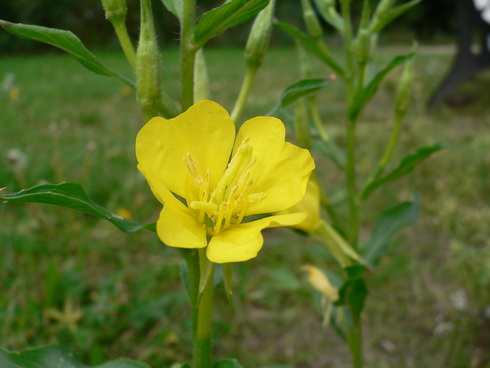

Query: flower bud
[[395, 53, 415, 118], [371, 0, 395, 32], [101, 0, 128, 23], [356, 28, 371, 65], [245, 0, 275, 69], [136, 0, 163, 119], [302, 0, 323, 40]]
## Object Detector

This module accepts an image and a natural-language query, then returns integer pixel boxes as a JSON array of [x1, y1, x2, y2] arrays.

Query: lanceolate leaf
[[362, 194, 420, 266], [0, 20, 135, 87], [361, 142, 451, 199], [312, 139, 346, 170], [0, 345, 151, 368], [1, 183, 154, 233], [194, 0, 269, 47], [268, 78, 334, 116], [213, 360, 245, 368], [348, 53, 413, 122], [161, 0, 183, 22], [372, 0, 421, 33], [275, 22, 345, 77]]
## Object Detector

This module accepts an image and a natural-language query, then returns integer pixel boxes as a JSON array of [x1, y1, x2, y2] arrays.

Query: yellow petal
[[156, 186, 207, 248], [136, 100, 235, 200], [235, 116, 315, 214], [206, 213, 306, 263], [278, 179, 321, 232]]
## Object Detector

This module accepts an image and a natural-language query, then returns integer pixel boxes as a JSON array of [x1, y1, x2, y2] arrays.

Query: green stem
[[112, 20, 136, 70], [231, 65, 258, 123], [181, 0, 197, 111], [193, 258, 215, 368], [349, 317, 363, 368], [179, 249, 200, 336], [345, 117, 359, 249]]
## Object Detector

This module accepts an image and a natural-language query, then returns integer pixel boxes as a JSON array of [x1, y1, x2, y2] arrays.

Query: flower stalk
[[181, 0, 197, 110]]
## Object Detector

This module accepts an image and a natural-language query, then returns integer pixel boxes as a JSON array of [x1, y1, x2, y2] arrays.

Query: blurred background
[[1, 0, 489, 367]]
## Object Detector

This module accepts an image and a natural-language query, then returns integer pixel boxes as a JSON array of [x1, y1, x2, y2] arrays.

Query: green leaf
[[268, 78, 334, 116], [343, 264, 366, 280], [0, 346, 151, 368], [361, 142, 451, 199], [348, 53, 413, 121], [372, 0, 421, 33], [213, 359, 244, 368], [312, 139, 346, 170], [161, 0, 183, 22], [335, 278, 368, 319], [0, 20, 134, 87], [275, 22, 344, 77], [362, 194, 420, 266], [194, 0, 269, 47], [1, 183, 153, 233]]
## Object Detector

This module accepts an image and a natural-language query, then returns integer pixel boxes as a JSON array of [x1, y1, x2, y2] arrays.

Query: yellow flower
[[279, 179, 321, 232], [136, 100, 315, 263], [9, 87, 19, 101]]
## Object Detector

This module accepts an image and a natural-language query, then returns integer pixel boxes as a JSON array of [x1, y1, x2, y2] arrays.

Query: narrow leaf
[[161, 0, 183, 22], [361, 142, 451, 199], [0, 346, 151, 368], [362, 194, 420, 266], [335, 278, 368, 319], [312, 139, 346, 169], [1, 182, 153, 233], [268, 78, 334, 116], [348, 53, 413, 121], [194, 0, 269, 46], [372, 0, 421, 33], [0, 20, 134, 87], [275, 22, 345, 77], [213, 360, 244, 368]]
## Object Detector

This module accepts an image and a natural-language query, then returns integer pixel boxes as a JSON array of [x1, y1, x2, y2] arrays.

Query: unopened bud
[[302, 0, 323, 39], [136, 0, 163, 119], [395, 54, 415, 117], [356, 28, 371, 64], [101, 0, 128, 23], [371, 0, 395, 32], [245, 0, 275, 69], [294, 98, 311, 149]]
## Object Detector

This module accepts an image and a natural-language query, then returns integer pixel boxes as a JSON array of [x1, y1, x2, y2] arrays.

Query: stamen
[[190, 201, 219, 212], [249, 192, 268, 204], [214, 202, 228, 233]]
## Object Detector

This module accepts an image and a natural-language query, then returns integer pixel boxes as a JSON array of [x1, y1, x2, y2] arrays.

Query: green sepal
[[348, 53, 413, 121], [213, 359, 244, 368], [0, 182, 154, 233], [360, 142, 451, 200], [268, 77, 334, 116], [275, 22, 345, 77], [0, 345, 151, 368], [0, 20, 134, 88], [194, 0, 269, 47], [361, 193, 420, 267]]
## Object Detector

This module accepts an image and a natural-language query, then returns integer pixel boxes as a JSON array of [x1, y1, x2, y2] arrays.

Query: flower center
[[184, 137, 267, 235]]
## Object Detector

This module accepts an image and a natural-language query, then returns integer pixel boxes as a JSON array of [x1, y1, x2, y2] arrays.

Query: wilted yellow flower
[[136, 100, 315, 263], [302, 264, 338, 325], [116, 208, 133, 219]]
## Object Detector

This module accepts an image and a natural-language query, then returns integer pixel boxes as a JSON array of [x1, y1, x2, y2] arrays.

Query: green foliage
[[1, 183, 154, 233], [362, 194, 420, 267], [268, 78, 334, 116], [0, 20, 134, 87], [213, 359, 244, 368], [193, 0, 270, 47], [0, 346, 151, 368]]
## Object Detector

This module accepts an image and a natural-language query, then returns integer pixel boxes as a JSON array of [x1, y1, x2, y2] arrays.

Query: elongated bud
[[301, 0, 323, 39], [136, 0, 163, 119], [295, 98, 311, 149], [371, 0, 395, 32], [101, 0, 128, 23], [245, 0, 275, 69], [356, 0, 371, 64], [314, 0, 344, 34], [395, 52, 415, 118]]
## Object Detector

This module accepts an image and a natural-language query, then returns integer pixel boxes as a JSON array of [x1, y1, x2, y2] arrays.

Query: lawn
[[0, 46, 489, 367]]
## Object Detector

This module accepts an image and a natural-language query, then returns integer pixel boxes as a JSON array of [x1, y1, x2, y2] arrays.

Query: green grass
[[1, 46, 489, 367]]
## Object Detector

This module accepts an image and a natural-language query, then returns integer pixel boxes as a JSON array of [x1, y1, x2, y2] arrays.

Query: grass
[[0, 46, 489, 367]]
